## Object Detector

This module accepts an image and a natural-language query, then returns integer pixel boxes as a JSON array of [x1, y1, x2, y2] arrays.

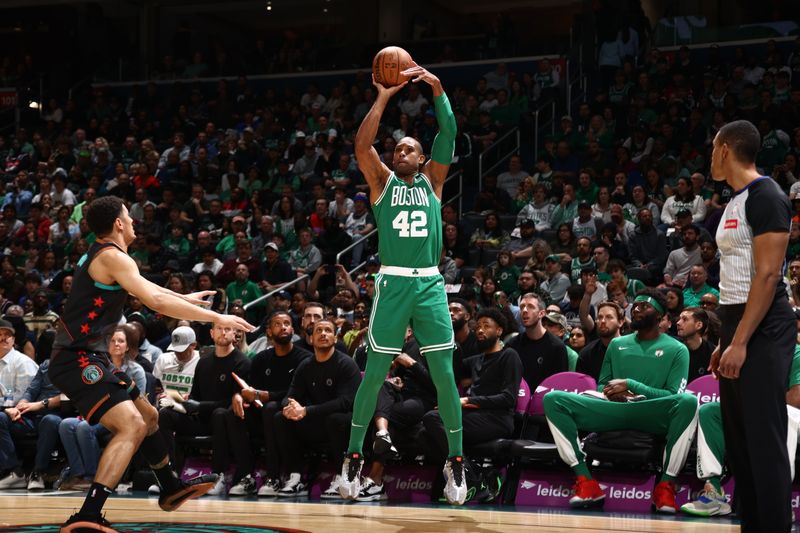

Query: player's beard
[[631, 313, 659, 332], [452, 318, 466, 331], [273, 333, 292, 346], [476, 334, 498, 352]]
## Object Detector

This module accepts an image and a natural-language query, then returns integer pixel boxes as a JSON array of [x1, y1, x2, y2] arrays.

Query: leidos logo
[[1, 524, 310, 533], [519, 481, 573, 497], [396, 476, 433, 491]]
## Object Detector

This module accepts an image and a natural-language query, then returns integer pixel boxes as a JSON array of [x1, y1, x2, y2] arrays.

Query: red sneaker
[[652, 481, 677, 514], [569, 475, 605, 508]]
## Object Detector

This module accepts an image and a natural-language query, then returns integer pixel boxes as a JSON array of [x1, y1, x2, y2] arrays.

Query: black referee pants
[[719, 303, 795, 533]]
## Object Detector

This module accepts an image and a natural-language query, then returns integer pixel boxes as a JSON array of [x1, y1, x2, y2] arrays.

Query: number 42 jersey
[[372, 172, 442, 269]]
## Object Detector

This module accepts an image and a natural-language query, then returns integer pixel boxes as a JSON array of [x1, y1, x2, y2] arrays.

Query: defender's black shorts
[[49, 349, 140, 424]]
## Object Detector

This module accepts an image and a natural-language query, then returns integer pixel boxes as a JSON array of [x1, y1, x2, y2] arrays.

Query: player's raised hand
[[214, 313, 256, 333], [401, 62, 441, 89], [372, 74, 407, 99], [183, 290, 217, 306]]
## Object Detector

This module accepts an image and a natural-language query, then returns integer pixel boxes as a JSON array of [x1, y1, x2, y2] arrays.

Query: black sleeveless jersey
[[53, 241, 129, 353]]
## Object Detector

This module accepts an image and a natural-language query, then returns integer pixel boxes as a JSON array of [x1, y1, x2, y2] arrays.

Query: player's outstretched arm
[[403, 63, 456, 197], [95, 249, 255, 332], [356, 76, 406, 203]]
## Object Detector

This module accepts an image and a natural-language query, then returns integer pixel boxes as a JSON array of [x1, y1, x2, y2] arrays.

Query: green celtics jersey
[[789, 345, 800, 388], [372, 172, 442, 269], [598, 332, 689, 399]]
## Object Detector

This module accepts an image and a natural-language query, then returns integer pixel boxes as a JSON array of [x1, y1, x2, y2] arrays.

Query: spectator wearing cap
[[218, 239, 262, 285], [288, 227, 322, 276], [541, 312, 578, 371], [0, 318, 38, 486], [667, 209, 713, 251], [261, 242, 295, 292], [663, 224, 702, 288], [215, 215, 248, 259], [272, 290, 293, 312], [22, 289, 58, 342], [154, 325, 200, 398], [660, 176, 707, 230], [571, 201, 601, 241], [541, 254, 571, 302], [505, 218, 537, 256], [364, 255, 380, 276], [343, 193, 375, 267]]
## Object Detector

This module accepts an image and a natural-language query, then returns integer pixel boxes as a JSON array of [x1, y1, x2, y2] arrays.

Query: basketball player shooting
[[338, 58, 467, 505], [48, 196, 255, 533]]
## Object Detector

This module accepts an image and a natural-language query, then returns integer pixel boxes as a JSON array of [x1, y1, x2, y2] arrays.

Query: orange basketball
[[372, 46, 414, 87]]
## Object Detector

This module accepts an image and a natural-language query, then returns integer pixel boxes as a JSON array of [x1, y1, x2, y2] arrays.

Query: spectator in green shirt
[[226, 263, 264, 324], [682, 264, 719, 308]]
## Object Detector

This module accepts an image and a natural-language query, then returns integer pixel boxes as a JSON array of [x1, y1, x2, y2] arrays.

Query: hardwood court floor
[[0, 494, 740, 532]]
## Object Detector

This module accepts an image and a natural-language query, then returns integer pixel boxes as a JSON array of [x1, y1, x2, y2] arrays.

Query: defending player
[[48, 196, 254, 533], [338, 63, 466, 504]]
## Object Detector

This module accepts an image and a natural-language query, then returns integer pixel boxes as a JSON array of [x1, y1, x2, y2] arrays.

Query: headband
[[633, 294, 665, 315]]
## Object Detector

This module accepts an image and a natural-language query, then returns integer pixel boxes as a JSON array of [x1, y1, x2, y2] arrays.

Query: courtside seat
[[506, 373, 596, 463]]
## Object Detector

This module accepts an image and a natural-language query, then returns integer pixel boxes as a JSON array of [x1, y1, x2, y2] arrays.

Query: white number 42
[[392, 210, 428, 237]]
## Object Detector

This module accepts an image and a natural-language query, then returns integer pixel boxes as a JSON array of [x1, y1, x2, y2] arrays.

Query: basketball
[[372, 46, 414, 87]]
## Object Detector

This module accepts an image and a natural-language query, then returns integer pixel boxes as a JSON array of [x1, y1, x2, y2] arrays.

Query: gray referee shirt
[[715, 176, 791, 305]]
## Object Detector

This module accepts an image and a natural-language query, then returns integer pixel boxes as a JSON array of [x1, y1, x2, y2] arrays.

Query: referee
[[710, 120, 795, 532]]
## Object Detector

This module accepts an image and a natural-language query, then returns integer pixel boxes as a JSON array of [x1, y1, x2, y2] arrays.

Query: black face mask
[[452, 317, 467, 331], [631, 312, 659, 332], [477, 334, 498, 352]]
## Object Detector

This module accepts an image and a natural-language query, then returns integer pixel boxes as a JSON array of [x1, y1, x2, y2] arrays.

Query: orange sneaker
[[652, 481, 677, 514], [569, 475, 605, 508]]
